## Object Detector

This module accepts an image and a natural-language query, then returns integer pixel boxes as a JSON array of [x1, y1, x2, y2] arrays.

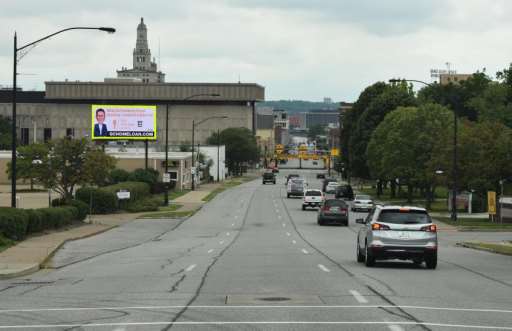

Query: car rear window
[[306, 191, 322, 196], [325, 199, 346, 207], [356, 195, 370, 200], [378, 210, 431, 224]]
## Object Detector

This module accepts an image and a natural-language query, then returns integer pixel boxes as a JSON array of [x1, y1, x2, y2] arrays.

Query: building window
[[20, 128, 29, 146], [66, 128, 75, 138], [44, 128, 52, 143]]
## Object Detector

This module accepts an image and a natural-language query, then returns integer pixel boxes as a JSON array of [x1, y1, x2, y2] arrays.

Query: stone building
[[116, 18, 165, 83]]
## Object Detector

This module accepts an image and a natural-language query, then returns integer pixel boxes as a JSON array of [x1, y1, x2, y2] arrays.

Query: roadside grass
[[435, 217, 512, 230], [0, 234, 15, 253], [169, 189, 191, 201], [201, 177, 251, 202], [459, 242, 512, 256], [138, 210, 195, 219]]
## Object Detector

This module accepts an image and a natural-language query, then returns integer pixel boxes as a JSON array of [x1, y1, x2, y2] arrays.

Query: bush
[[128, 168, 159, 186], [125, 197, 161, 213], [39, 207, 76, 228], [51, 197, 67, 207], [76, 187, 117, 214], [25, 209, 46, 233], [69, 200, 89, 221], [110, 168, 130, 184], [102, 181, 151, 203], [150, 182, 168, 194], [0, 208, 29, 240]]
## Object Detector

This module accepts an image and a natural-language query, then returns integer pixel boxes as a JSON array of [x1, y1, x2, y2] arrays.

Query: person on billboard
[[94, 108, 109, 137]]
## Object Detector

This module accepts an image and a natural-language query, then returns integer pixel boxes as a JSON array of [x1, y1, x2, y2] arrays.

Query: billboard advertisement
[[91, 105, 157, 140]]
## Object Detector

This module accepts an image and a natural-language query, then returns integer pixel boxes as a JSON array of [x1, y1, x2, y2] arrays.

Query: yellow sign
[[330, 148, 340, 157], [276, 144, 284, 151], [488, 191, 497, 215]]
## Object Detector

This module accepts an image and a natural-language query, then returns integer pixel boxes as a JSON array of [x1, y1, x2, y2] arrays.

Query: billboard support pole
[[164, 103, 169, 206], [145, 140, 148, 170]]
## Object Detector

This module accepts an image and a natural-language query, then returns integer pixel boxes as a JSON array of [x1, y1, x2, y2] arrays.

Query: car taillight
[[322, 205, 330, 211], [340, 208, 347, 215], [421, 224, 437, 232], [371, 223, 390, 231]]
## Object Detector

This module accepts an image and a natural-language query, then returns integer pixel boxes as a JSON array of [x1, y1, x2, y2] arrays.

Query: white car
[[325, 182, 340, 194], [352, 194, 374, 212], [302, 189, 324, 210]]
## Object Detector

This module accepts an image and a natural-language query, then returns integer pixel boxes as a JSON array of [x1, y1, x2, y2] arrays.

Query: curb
[[456, 242, 512, 256], [1, 224, 118, 279]]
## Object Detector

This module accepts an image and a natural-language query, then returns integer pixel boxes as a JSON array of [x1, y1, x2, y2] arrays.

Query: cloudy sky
[[1, 0, 512, 102]]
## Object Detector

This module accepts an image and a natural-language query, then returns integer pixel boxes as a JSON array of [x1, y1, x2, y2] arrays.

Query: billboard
[[91, 105, 157, 140]]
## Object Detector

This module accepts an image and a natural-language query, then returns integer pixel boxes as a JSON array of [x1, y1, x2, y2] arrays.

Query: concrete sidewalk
[[0, 213, 141, 279]]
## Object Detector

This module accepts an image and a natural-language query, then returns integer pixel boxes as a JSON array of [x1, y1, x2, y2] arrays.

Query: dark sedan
[[317, 199, 349, 226]]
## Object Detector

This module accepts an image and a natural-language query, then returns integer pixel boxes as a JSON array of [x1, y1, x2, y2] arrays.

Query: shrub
[[110, 168, 130, 184], [150, 182, 168, 194], [128, 168, 159, 186], [101, 181, 150, 203], [76, 187, 117, 214], [126, 197, 161, 213], [0, 208, 29, 240], [69, 200, 89, 221], [25, 209, 46, 233]]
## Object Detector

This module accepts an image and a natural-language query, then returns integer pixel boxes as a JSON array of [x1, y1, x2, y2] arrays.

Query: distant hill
[[257, 100, 338, 113]]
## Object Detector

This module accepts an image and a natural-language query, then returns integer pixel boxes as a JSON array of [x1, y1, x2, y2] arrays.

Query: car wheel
[[425, 253, 437, 269], [287, 194, 290, 198], [412, 258, 423, 266], [356, 241, 365, 263], [273, 181, 276, 184], [344, 220, 349, 226], [302, 205, 306, 211], [317, 218, 324, 226], [365, 243, 375, 267]]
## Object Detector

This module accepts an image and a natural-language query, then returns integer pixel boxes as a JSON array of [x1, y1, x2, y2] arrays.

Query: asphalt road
[[0, 168, 511, 330]]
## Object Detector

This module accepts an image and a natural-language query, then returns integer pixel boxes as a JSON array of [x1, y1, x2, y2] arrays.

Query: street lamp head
[[389, 79, 400, 84], [99, 27, 116, 33]]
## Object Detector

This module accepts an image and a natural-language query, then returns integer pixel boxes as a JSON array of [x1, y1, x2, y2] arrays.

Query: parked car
[[285, 174, 300, 185], [316, 173, 326, 179], [312, 161, 318, 165], [318, 199, 349, 226], [352, 194, 374, 212], [262, 171, 276, 185], [272, 166, 279, 173], [302, 189, 324, 210], [325, 182, 340, 194], [335, 184, 354, 201], [287, 178, 306, 198], [321, 178, 338, 192], [355, 205, 438, 269]]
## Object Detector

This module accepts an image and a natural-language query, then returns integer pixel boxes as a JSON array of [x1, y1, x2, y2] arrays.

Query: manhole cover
[[260, 297, 290, 302]]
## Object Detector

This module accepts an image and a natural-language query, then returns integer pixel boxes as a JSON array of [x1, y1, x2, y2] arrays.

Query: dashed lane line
[[185, 264, 196, 272], [301, 249, 309, 255], [318, 264, 330, 272], [349, 290, 368, 304]]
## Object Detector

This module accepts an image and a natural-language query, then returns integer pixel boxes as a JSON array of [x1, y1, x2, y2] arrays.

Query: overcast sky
[[1, 0, 512, 102]]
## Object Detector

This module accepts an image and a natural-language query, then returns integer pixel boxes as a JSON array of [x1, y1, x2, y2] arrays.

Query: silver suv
[[355, 205, 438, 269]]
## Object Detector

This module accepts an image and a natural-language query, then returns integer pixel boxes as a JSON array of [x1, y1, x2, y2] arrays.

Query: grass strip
[[435, 217, 512, 230], [459, 242, 512, 256], [138, 210, 195, 219]]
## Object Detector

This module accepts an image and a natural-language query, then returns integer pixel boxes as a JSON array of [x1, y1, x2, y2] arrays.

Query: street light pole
[[217, 128, 220, 182], [10, 26, 115, 208]]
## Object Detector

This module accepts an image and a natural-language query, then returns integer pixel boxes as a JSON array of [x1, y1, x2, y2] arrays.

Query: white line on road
[[292, 240, 297, 244], [185, 264, 196, 272], [282, 223, 286, 227], [234, 215, 238, 219], [207, 249, 214, 254], [286, 232, 291, 236], [349, 290, 368, 304], [318, 264, 330, 272], [388, 324, 404, 331], [278, 215, 282, 219], [5, 321, 507, 329], [219, 241, 224, 245], [231, 223, 235, 226], [0, 322, 512, 330], [301, 249, 309, 255], [226, 232, 230, 236]]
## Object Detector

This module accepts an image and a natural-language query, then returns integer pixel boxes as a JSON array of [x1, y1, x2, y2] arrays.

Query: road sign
[[163, 173, 171, 183], [330, 148, 339, 157], [488, 191, 497, 215], [191, 167, 196, 175]]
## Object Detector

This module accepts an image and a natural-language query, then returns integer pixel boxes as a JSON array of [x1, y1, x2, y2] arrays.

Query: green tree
[[7, 138, 116, 201], [350, 82, 416, 178], [9, 143, 50, 190], [206, 127, 259, 176], [367, 104, 453, 204], [307, 124, 326, 140]]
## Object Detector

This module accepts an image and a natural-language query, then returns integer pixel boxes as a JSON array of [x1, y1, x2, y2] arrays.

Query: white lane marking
[[3, 321, 508, 328], [292, 240, 297, 244], [318, 264, 330, 272], [112, 328, 126, 331], [234, 215, 238, 219], [226, 232, 231, 236], [231, 223, 235, 226], [185, 264, 196, 272], [349, 290, 368, 304], [278, 215, 282, 219], [2, 305, 512, 313], [282, 223, 286, 227], [286, 232, 291, 236], [219, 241, 224, 245], [207, 249, 214, 254], [301, 249, 309, 255]]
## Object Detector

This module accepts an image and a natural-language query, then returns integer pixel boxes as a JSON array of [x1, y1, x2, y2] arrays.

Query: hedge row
[[76, 181, 151, 214], [0, 200, 88, 241]]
